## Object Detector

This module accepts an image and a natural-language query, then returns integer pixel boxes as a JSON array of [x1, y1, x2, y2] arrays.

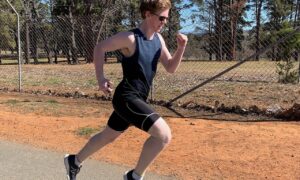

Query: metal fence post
[[6, 0, 22, 92]]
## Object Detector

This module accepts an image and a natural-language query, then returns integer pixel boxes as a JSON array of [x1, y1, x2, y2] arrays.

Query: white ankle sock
[[132, 171, 143, 180], [74, 156, 82, 166]]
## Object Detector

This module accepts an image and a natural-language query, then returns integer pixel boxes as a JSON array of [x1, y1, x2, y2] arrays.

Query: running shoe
[[123, 169, 135, 180], [64, 154, 81, 180]]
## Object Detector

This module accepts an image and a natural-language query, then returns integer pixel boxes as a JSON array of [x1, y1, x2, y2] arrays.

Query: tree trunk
[[54, 43, 58, 64], [53, 18, 59, 64], [96, 13, 108, 43], [255, 0, 263, 61], [29, 1, 38, 64], [50, 0, 57, 64], [298, 55, 300, 83], [209, 18, 213, 61], [229, 0, 235, 61], [271, 47, 276, 61], [71, 22, 78, 64], [297, 0, 300, 26], [230, 15, 237, 60], [83, 0, 94, 63], [41, 30, 52, 64], [31, 24, 39, 64], [68, 5, 78, 64], [31, 1, 52, 64], [24, 19, 30, 64], [215, 0, 223, 61], [23, 0, 31, 64], [84, 19, 94, 63]]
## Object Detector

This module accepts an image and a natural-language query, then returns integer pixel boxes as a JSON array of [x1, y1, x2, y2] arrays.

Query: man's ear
[[145, 11, 151, 18]]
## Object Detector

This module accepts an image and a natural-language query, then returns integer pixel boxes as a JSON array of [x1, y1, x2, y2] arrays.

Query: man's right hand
[[99, 78, 113, 95]]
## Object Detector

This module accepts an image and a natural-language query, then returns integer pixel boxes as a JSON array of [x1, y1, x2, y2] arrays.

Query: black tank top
[[114, 28, 162, 101]]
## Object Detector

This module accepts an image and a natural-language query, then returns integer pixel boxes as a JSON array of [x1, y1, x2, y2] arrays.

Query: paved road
[[0, 140, 177, 180]]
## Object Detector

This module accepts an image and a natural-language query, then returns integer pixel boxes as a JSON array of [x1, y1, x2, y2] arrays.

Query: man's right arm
[[93, 32, 133, 94]]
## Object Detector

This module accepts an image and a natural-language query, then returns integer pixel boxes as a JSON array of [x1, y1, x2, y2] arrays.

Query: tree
[[0, 12, 15, 52], [52, 0, 79, 64], [255, 0, 264, 61], [227, 0, 247, 60], [0, 12, 15, 64], [51, 0, 125, 63], [0, 0, 23, 63], [191, 0, 248, 60], [264, 0, 294, 61], [20, 0, 31, 63], [161, 0, 189, 53], [31, 1, 52, 64], [165, 1, 180, 52]]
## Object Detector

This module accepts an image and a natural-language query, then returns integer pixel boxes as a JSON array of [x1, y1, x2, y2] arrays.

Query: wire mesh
[[0, 0, 300, 119]]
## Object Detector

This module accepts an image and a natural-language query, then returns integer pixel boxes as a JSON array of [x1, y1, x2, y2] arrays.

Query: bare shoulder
[[113, 31, 135, 44], [100, 31, 135, 52], [156, 33, 166, 45], [115, 31, 136, 57]]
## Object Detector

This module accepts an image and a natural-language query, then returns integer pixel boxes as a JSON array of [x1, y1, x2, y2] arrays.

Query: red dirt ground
[[0, 92, 299, 180]]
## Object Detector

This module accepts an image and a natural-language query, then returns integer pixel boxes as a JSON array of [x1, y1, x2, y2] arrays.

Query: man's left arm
[[159, 33, 188, 73]]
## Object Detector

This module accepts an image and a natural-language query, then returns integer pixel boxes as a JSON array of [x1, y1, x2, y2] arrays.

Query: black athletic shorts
[[107, 96, 160, 132]]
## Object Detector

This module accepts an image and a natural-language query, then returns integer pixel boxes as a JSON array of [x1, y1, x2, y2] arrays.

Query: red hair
[[140, 0, 171, 19]]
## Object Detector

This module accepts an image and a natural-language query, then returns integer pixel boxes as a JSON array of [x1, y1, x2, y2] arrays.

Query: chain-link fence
[[1, 0, 300, 120]]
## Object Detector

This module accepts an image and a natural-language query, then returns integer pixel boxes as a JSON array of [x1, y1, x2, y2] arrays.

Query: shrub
[[276, 60, 299, 84]]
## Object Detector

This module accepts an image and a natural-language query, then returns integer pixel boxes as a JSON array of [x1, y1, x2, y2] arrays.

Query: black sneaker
[[123, 170, 135, 180], [64, 154, 81, 180]]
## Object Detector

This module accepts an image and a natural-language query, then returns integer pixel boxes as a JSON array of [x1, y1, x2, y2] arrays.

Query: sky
[[178, 0, 270, 34], [178, 1, 199, 34], [36, 0, 269, 34]]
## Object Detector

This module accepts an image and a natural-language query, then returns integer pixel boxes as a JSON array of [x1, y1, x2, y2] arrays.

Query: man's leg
[[64, 126, 122, 180], [76, 126, 122, 163], [133, 117, 172, 176]]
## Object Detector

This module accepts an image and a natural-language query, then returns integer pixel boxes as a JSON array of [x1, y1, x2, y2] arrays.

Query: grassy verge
[[0, 62, 299, 113]]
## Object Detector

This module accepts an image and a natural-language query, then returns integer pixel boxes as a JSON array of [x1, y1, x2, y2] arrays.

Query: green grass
[[46, 99, 58, 104], [175, 60, 280, 74], [46, 77, 64, 85], [0, 57, 88, 65], [0, 61, 298, 113], [6, 99, 19, 105], [85, 79, 97, 87], [76, 127, 99, 137], [1, 98, 63, 116], [0, 59, 18, 64]]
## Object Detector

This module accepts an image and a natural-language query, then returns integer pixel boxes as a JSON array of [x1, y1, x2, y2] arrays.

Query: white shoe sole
[[64, 154, 71, 180]]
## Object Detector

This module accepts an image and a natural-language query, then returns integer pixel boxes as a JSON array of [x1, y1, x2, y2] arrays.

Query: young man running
[[64, 0, 188, 179]]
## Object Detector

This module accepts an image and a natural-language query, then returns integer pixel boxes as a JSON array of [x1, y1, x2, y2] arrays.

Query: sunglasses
[[151, 12, 169, 22]]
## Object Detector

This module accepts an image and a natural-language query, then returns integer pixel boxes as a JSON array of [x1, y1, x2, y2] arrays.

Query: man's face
[[149, 9, 169, 32]]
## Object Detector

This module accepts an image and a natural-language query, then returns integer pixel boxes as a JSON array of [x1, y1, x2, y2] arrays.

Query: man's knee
[[149, 118, 172, 145], [161, 129, 172, 145]]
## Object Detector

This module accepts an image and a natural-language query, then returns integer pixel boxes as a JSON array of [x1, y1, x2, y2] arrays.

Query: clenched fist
[[99, 78, 113, 95], [176, 33, 188, 48]]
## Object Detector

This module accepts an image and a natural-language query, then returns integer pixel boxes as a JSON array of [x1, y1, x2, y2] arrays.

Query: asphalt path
[[0, 140, 177, 180]]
